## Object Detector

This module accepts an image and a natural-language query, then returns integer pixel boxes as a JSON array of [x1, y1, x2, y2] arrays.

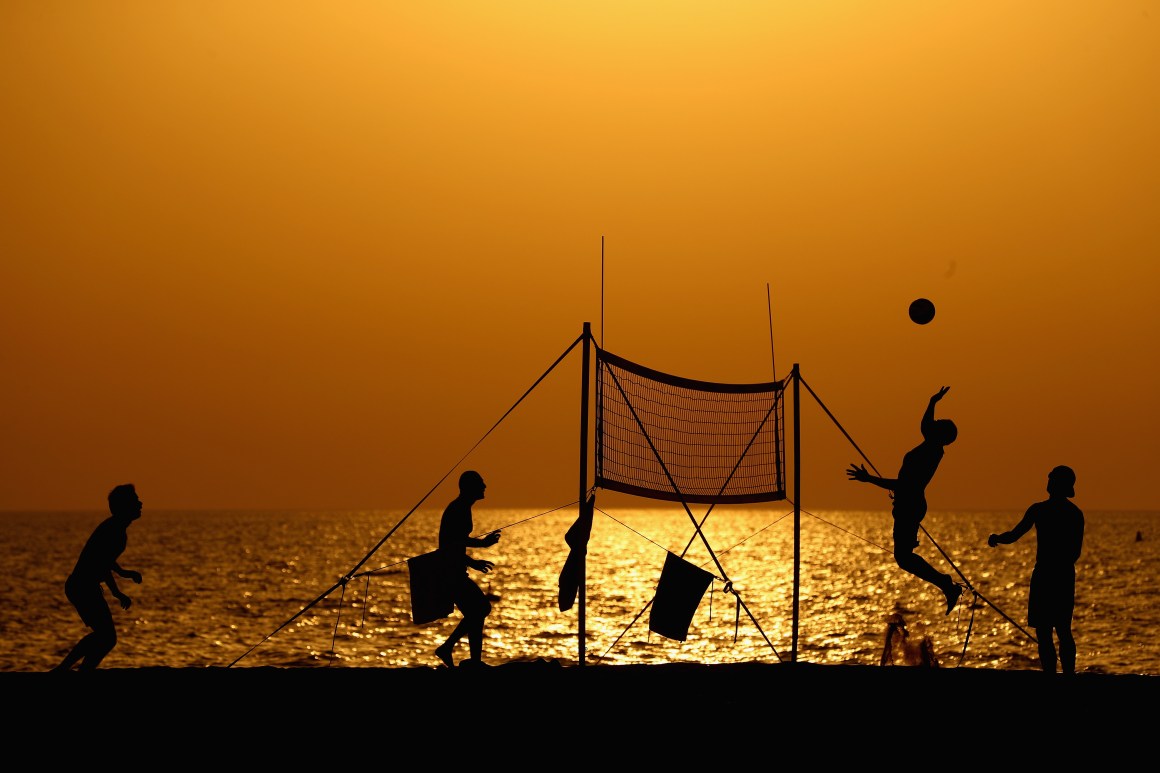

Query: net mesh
[[595, 348, 786, 504]]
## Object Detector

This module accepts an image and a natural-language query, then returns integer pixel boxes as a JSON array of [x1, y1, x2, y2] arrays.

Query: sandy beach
[[10, 661, 1154, 763]]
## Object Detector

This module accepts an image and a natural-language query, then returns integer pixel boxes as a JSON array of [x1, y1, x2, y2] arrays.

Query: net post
[[792, 363, 800, 663], [579, 323, 591, 667]]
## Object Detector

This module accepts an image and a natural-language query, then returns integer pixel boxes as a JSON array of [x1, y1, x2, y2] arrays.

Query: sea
[[2, 506, 1156, 675]]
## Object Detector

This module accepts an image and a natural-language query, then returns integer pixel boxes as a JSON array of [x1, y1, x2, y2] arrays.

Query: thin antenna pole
[[766, 283, 777, 381], [600, 236, 605, 348]]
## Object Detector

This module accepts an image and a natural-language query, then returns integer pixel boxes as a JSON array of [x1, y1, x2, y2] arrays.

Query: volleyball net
[[594, 348, 786, 505]]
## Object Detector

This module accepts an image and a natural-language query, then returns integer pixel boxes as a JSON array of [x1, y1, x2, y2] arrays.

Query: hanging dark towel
[[649, 551, 714, 641], [408, 550, 453, 624], [558, 493, 595, 612]]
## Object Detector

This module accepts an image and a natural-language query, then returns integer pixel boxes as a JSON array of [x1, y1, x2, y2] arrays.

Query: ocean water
[[1, 506, 1156, 674]]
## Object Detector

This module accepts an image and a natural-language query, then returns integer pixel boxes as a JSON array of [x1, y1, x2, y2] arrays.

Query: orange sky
[[2, 2, 1157, 513]]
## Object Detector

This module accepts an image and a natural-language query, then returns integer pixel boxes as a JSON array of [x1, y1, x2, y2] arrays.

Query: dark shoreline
[[10, 661, 1155, 759]]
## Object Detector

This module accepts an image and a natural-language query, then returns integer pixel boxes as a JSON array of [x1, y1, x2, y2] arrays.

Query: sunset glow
[[2, 2, 1156, 512]]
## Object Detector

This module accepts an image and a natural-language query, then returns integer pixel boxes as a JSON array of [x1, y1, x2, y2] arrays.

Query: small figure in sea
[[847, 386, 963, 615], [54, 483, 144, 671], [988, 465, 1085, 675], [880, 611, 939, 667], [434, 470, 501, 668]]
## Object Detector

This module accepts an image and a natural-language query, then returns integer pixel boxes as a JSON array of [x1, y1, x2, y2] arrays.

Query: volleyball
[[909, 298, 936, 325]]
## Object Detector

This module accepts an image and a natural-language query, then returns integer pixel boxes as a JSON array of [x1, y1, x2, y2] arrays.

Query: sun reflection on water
[[2, 507, 1156, 674]]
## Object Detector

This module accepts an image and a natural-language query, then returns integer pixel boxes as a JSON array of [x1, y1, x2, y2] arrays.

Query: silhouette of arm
[[469, 557, 495, 574], [921, 387, 950, 438], [988, 508, 1035, 547], [846, 464, 896, 492], [113, 562, 142, 584], [103, 572, 133, 610], [465, 530, 500, 549], [464, 531, 499, 573]]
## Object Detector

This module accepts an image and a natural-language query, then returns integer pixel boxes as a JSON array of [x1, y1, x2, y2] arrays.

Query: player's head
[[108, 483, 142, 519], [934, 418, 958, 446], [459, 470, 486, 499], [1047, 465, 1076, 498]]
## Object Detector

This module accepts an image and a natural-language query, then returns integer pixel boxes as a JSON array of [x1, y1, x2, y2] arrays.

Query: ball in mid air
[[909, 298, 936, 325]]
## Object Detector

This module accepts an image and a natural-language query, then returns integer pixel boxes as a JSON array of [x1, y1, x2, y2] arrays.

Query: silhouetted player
[[847, 387, 963, 614], [54, 484, 144, 671], [988, 465, 1085, 674], [434, 470, 501, 668]]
